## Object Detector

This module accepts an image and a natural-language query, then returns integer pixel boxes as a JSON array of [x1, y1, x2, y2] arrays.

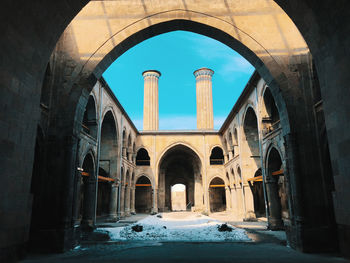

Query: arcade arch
[[96, 110, 118, 217], [1, 0, 347, 258], [79, 153, 95, 227], [243, 107, 259, 158], [136, 148, 150, 166], [209, 177, 227, 212], [248, 168, 266, 217], [210, 146, 224, 165], [265, 147, 288, 229], [135, 176, 153, 213], [82, 96, 97, 138], [158, 144, 202, 212], [261, 87, 280, 135]]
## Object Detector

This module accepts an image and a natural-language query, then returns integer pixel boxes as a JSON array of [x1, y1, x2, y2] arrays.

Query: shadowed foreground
[[22, 241, 348, 263]]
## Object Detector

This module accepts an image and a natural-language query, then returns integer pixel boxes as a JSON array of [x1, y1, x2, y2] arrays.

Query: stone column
[[127, 148, 132, 162], [81, 176, 96, 227], [194, 68, 214, 129], [225, 186, 232, 211], [152, 188, 158, 213], [228, 148, 233, 160], [130, 187, 136, 214], [143, 70, 161, 130], [122, 147, 127, 158], [204, 187, 210, 213], [224, 153, 229, 163], [125, 185, 131, 216], [120, 182, 125, 217], [265, 177, 283, 229], [62, 135, 79, 228], [72, 172, 82, 225], [108, 183, 118, 221], [231, 187, 237, 212], [194, 172, 204, 210]]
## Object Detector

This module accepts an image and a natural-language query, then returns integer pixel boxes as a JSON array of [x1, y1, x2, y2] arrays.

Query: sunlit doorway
[[171, 184, 186, 211]]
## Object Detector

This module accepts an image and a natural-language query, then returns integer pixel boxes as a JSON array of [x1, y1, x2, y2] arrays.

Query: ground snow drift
[[98, 213, 250, 242]]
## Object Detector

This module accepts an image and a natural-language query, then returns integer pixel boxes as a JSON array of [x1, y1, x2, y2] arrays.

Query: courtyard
[[22, 212, 347, 263]]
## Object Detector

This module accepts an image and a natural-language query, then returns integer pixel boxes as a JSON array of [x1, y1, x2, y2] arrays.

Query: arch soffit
[[101, 106, 118, 127], [86, 93, 98, 121], [208, 175, 228, 188], [56, 0, 308, 139], [241, 104, 258, 128], [135, 173, 155, 188], [156, 142, 204, 170], [101, 107, 120, 136], [259, 82, 286, 124], [136, 145, 151, 154], [265, 143, 284, 170], [210, 144, 224, 154], [258, 83, 270, 111], [65, 4, 308, 78], [136, 146, 151, 161], [81, 150, 96, 176]]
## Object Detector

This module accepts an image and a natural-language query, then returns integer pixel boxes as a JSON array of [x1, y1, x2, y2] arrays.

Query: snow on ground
[[97, 212, 250, 242]]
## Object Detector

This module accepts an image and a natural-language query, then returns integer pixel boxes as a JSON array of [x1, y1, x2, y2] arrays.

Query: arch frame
[[156, 142, 204, 174], [135, 173, 156, 189], [208, 175, 229, 189], [241, 104, 258, 130], [80, 148, 97, 177]]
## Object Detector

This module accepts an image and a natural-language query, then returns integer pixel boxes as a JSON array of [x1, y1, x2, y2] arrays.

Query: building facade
[[75, 68, 289, 234]]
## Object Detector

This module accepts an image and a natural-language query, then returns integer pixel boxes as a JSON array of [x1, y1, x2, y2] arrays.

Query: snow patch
[[97, 213, 250, 242]]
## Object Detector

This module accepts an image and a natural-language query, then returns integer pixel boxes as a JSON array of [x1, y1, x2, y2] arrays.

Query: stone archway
[[243, 107, 260, 159], [1, 0, 348, 257], [82, 95, 97, 138], [80, 153, 96, 228], [265, 147, 288, 230], [135, 176, 153, 213], [249, 169, 266, 218], [97, 110, 118, 218], [158, 144, 202, 212], [209, 177, 227, 213]]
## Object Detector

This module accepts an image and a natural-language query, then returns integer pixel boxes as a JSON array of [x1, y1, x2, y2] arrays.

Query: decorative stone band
[[193, 68, 214, 78], [142, 70, 161, 78]]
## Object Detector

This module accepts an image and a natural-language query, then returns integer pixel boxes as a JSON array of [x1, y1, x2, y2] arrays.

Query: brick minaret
[[194, 68, 214, 129], [143, 70, 161, 130]]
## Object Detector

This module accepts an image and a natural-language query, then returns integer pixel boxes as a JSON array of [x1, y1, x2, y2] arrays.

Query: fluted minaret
[[194, 68, 214, 129], [143, 70, 161, 130]]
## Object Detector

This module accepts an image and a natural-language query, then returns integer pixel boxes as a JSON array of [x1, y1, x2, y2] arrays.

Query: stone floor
[[22, 212, 349, 263]]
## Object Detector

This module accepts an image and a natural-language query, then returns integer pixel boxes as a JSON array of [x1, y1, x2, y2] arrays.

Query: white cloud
[[185, 34, 254, 78]]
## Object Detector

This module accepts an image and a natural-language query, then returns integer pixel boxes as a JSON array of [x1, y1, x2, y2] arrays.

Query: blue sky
[[103, 31, 254, 130]]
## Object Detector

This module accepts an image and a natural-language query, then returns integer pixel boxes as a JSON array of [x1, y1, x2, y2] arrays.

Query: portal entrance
[[171, 184, 186, 211], [158, 145, 202, 212], [248, 169, 266, 217], [266, 147, 288, 229], [209, 177, 226, 212], [135, 176, 152, 213]]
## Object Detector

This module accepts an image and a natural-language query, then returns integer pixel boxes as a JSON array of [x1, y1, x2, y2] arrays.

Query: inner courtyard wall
[[77, 71, 289, 223]]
